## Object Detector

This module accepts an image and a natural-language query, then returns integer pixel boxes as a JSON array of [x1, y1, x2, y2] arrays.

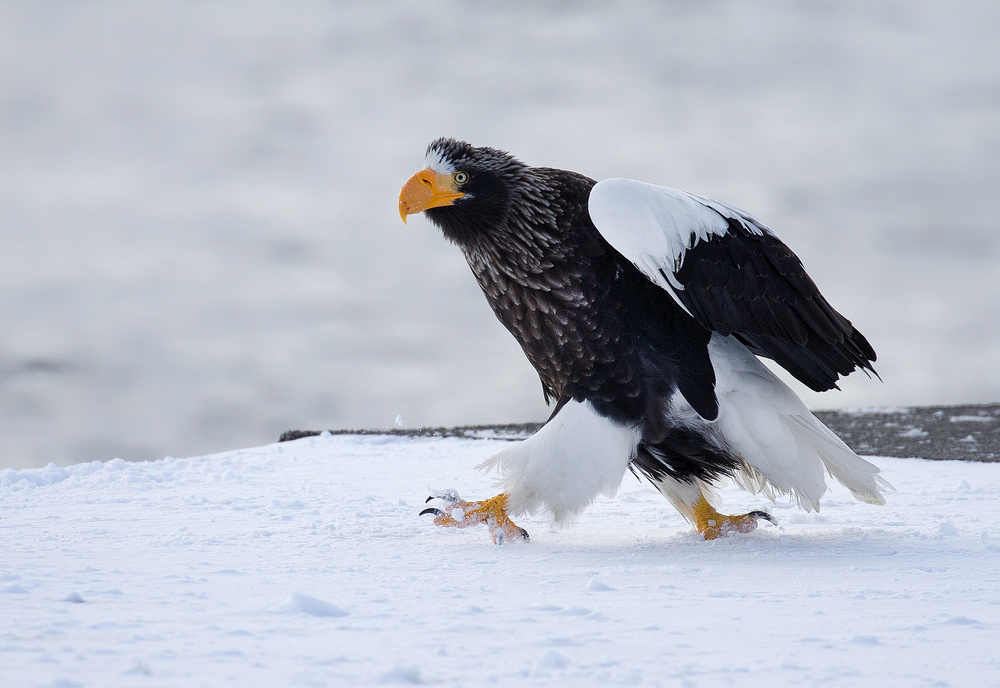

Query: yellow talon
[[421, 492, 529, 544], [692, 495, 774, 540]]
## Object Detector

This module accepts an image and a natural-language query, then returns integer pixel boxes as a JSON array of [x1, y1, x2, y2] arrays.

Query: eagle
[[399, 138, 887, 543]]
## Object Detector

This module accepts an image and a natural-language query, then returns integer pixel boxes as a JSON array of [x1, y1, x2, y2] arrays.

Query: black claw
[[518, 528, 530, 541], [419, 508, 443, 517], [749, 510, 776, 525], [424, 496, 434, 503]]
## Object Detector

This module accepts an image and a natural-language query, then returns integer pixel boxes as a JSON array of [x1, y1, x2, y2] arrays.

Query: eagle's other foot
[[420, 491, 529, 544], [693, 495, 775, 540]]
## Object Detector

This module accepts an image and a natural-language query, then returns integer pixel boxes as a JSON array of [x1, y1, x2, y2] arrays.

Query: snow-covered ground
[[3, 434, 999, 687]]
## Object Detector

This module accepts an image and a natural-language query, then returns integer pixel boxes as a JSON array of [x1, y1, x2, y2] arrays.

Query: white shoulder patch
[[589, 178, 731, 278], [588, 178, 767, 300]]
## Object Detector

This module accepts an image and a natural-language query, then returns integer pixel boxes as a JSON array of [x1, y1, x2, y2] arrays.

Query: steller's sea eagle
[[399, 138, 888, 543]]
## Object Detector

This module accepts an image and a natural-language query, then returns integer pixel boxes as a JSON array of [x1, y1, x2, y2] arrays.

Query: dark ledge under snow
[[280, 403, 1000, 463]]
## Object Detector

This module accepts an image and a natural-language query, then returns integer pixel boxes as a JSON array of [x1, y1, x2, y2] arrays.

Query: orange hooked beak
[[398, 169, 465, 224]]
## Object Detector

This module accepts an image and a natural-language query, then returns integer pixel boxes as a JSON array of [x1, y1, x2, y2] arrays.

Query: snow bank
[[2, 434, 999, 686]]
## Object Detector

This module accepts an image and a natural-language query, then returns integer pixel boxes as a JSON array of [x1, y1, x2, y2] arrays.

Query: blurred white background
[[1, 1, 998, 468]]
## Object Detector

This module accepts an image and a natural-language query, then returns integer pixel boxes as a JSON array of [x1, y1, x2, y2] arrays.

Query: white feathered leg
[[479, 399, 643, 524]]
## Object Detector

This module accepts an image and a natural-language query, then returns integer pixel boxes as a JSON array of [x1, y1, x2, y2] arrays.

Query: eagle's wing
[[588, 178, 876, 392]]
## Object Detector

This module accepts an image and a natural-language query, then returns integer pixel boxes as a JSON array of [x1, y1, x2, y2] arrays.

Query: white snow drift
[[2, 434, 999, 687]]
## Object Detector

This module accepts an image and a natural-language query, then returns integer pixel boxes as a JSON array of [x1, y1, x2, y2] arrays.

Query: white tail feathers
[[786, 415, 892, 505], [706, 335, 889, 512]]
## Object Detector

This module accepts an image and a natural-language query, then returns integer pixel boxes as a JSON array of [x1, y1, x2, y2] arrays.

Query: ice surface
[[2, 434, 1000, 686]]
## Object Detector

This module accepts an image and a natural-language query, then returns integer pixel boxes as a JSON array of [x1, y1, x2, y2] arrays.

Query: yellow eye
[[453, 171, 469, 184]]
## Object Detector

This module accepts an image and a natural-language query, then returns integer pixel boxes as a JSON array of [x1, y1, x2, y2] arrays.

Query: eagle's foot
[[420, 491, 530, 544], [693, 495, 775, 540]]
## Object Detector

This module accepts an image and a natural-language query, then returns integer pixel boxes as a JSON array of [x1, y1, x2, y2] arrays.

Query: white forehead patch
[[424, 147, 457, 175]]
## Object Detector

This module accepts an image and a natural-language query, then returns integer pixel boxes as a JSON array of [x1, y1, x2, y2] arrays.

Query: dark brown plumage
[[399, 138, 886, 526]]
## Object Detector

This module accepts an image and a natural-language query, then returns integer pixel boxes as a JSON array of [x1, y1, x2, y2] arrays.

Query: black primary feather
[[671, 216, 877, 392]]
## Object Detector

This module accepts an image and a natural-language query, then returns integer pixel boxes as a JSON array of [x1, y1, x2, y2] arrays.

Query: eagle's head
[[398, 138, 556, 246]]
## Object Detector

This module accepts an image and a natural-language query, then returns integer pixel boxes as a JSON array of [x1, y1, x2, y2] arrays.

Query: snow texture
[[2, 434, 999, 687]]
